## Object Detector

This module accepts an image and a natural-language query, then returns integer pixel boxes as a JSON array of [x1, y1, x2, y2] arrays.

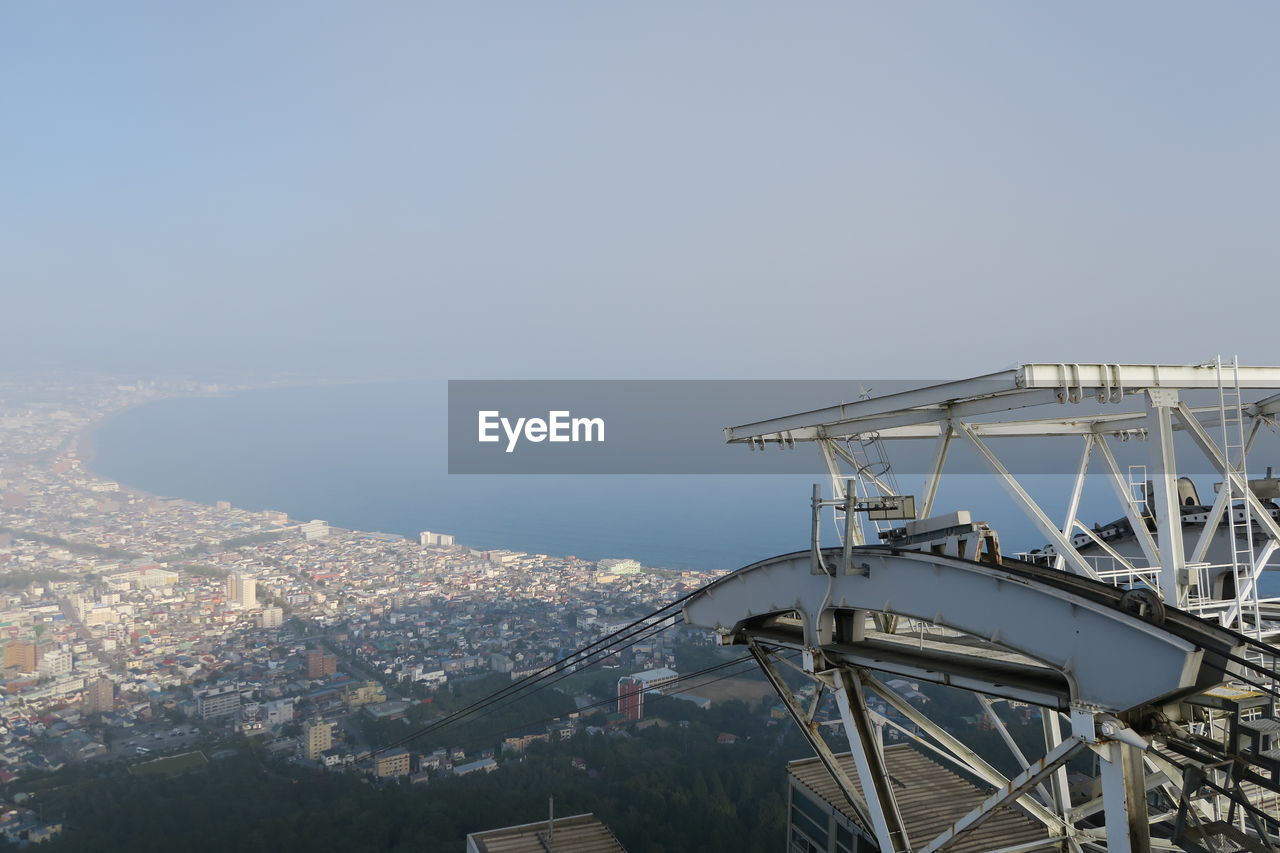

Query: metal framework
[[687, 361, 1280, 852]]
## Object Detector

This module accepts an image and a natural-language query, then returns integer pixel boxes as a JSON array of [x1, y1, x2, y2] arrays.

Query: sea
[[87, 381, 1280, 594]]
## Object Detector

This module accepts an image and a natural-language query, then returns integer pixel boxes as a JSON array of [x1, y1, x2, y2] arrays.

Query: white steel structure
[[686, 361, 1280, 853]]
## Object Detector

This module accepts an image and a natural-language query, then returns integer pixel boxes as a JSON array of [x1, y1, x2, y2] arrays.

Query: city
[[5, 3, 1276, 849], [0, 377, 737, 845], [0, 377, 1019, 851]]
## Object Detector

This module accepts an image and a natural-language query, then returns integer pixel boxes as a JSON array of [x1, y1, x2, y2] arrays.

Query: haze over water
[[86, 380, 1280, 596], [89, 383, 827, 570], [87, 382, 1068, 571]]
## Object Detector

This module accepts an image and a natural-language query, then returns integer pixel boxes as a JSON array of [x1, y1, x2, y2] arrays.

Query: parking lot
[[104, 723, 208, 760]]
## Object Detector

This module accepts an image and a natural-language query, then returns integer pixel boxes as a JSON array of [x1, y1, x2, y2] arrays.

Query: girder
[[725, 363, 1280, 444], [711, 360, 1280, 850], [683, 547, 1245, 714]]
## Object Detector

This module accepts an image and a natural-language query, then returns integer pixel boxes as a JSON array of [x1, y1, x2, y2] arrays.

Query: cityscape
[[0, 377, 818, 847], [6, 3, 1278, 850], [1, 377, 1053, 851]]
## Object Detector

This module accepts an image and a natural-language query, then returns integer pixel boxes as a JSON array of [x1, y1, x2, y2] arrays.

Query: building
[[453, 757, 498, 777], [617, 676, 644, 721], [301, 519, 330, 541], [37, 648, 73, 678], [466, 813, 626, 853], [236, 703, 265, 735], [196, 683, 241, 720], [264, 698, 295, 727], [501, 727, 551, 754], [373, 747, 411, 779], [83, 676, 114, 714], [627, 667, 678, 692], [107, 567, 178, 589], [307, 649, 338, 679], [3, 641, 41, 673], [419, 531, 455, 547], [786, 744, 1048, 853], [258, 606, 283, 629], [346, 681, 386, 708], [598, 558, 642, 575], [303, 719, 332, 761], [0, 807, 63, 846], [226, 572, 257, 610], [616, 667, 678, 721]]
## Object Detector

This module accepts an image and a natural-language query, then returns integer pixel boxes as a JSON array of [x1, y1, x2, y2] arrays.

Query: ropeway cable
[[377, 615, 686, 754], [421, 652, 789, 757], [374, 615, 683, 756], [369, 590, 701, 757]]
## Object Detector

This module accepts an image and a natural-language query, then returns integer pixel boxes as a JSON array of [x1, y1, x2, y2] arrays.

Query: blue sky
[[3, 2, 1277, 379]]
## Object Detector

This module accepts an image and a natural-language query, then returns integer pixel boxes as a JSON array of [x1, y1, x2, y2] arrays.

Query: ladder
[[1128, 465, 1153, 527], [1217, 355, 1262, 639], [844, 435, 900, 541]]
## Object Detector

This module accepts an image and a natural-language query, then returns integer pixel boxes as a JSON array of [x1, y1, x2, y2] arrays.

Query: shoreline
[[75, 393, 211, 507], [72, 379, 400, 514]]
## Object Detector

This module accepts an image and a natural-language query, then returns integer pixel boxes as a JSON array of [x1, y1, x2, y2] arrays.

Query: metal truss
[[727, 361, 1280, 634], [694, 362, 1280, 852]]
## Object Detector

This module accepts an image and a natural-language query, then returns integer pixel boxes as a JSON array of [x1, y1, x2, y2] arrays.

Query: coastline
[[67, 384, 677, 568], [72, 379, 391, 515], [74, 392, 218, 506]]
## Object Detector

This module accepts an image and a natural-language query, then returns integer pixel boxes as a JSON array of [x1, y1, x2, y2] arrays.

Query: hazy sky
[[3, 3, 1277, 380]]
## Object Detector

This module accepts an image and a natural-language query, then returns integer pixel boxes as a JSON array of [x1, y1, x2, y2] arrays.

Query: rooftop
[[787, 743, 1049, 853], [466, 812, 625, 853]]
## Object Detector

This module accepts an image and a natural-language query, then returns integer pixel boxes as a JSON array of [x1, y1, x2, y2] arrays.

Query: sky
[[3, 2, 1278, 381]]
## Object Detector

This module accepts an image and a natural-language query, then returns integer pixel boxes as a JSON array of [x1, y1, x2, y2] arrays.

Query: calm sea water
[[89, 382, 831, 570], [87, 382, 1280, 594]]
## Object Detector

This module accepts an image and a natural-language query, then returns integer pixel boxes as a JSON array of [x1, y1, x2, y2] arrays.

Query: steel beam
[[960, 424, 1100, 579], [1174, 402, 1280, 625], [1224, 538, 1280, 628], [1042, 706, 1074, 834], [1071, 520, 1142, 575], [1174, 403, 1280, 546], [832, 668, 911, 853], [684, 548, 1210, 713], [725, 371, 1024, 441], [861, 672, 1068, 833], [1057, 436, 1095, 572], [746, 641, 875, 830], [1098, 741, 1152, 853], [1018, 363, 1280, 391], [726, 362, 1280, 444], [917, 736, 1086, 853], [810, 389, 1065, 441], [920, 427, 953, 519], [1146, 390, 1187, 605], [1094, 435, 1163, 570], [1189, 478, 1231, 564], [977, 694, 1056, 807]]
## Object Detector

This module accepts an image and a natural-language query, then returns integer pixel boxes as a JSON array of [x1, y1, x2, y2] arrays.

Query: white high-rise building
[[226, 573, 257, 610], [419, 531, 456, 547], [37, 648, 73, 678], [196, 683, 241, 719], [258, 606, 283, 628], [301, 520, 330, 541]]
